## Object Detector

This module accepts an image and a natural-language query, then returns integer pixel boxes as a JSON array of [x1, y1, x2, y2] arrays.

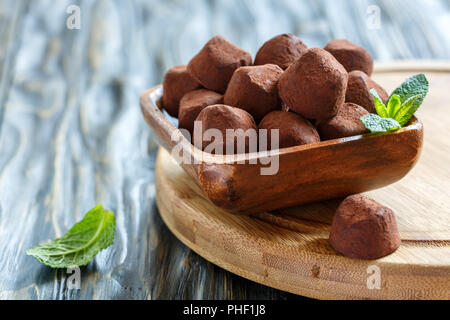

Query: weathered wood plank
[[0, 0, 449, 300]]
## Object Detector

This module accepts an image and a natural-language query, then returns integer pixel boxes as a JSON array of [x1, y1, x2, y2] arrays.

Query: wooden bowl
[[140, 85, 423, 214]]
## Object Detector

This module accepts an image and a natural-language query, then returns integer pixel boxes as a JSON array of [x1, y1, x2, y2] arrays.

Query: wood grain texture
[[1, 0, 450, 300], [154, 65, 450, 299], [142, 85, 423, 214], [156, 147, 450, 299]]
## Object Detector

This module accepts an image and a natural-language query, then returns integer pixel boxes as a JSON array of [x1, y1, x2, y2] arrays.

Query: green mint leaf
[[369, 88, 389, 118], [360, 114, 400, 133], [393, 94, 422, 127], [390, 73, 428, 111], [386, 94, 401, 118], [26, 204, 115, 268]]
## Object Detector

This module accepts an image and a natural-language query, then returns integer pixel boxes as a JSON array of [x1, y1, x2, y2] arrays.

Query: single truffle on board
[[178, 89, 224, 136], [193, 104, 257, 154], [254, 33, 307, 70], [258, 111, 320, 150], [346, 70, 389, 113], [224, 64, 283, 122], [316, 102, 369, 140], [162, 65, 201, 117], [278, 48, 348, 120], [324, 39, 374, 76], [187, 36, 252, 93], [329, 194, 401, 260]]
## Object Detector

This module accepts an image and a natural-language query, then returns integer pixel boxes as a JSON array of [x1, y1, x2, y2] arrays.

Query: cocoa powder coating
[[162, 65, 201, 117], [193, 104, 257, 154], [178, 89, 224, 135], [224, 64, 283, 122], [258, 111, 320, 150], [278, 48, 348, 120], [329, 194, 401, 260], [345, 70, 389, 113], [187, 36, 252, 93], [254, 33, 307, 70], [324, 39, 374, 76], [316, 102, 369, 140]]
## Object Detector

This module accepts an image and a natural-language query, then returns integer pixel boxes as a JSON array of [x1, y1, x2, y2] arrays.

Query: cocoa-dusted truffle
[[278, 48, 348, 120], [324, 39, 374, 76], [187, 36, 252, 93], [193, 104, 257, 154], [224, 64, 283, 122], [346, 70, 389, 113], [162, 65, 201, 117], [329, 194, 401, 259], [178, 89, 224, 135], [254, 33, 307, 70], [316, 102, 369, 140], [258, 111, 320, 150]]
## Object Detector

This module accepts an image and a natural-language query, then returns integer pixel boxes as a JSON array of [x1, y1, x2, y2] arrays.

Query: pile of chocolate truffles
[[162, 35, 401, 259], [162, 34, 388, 153]]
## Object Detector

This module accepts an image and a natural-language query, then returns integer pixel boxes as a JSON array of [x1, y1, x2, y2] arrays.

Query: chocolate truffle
[[346, 70, 389, 113], [178, 89, 224, 135], [329, 194, 401, 260], [193, 104, 257, 154], [316, 102, 369, 140], [324, 39, 374, 76], [254, 33, 307, 70], [258, 111, 320, 150], [162, 65, 201, 117], [278, 48, 348, 120], [187, 36, 252, 93], [224, 64, 283, 122]]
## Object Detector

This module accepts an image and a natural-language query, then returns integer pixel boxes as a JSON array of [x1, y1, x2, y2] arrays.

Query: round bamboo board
[[154, 63, 450, 300]]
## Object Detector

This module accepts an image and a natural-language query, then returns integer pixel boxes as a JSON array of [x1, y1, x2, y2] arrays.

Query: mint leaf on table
[[360, 114, 400, 133], [363, 74, 429, 133], [26, 204, 115, 268]]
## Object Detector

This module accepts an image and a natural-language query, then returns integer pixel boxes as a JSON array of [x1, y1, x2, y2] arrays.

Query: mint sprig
[[26, 204, 115, 268], [361, 74, 428, 133], [361, 114, 400, 133]]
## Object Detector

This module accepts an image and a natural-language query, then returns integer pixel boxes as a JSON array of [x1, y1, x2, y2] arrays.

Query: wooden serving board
[[154, 62, 450, 300]]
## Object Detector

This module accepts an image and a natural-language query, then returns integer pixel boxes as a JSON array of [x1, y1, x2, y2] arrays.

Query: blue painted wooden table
[[0, 0, 449, 299]]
